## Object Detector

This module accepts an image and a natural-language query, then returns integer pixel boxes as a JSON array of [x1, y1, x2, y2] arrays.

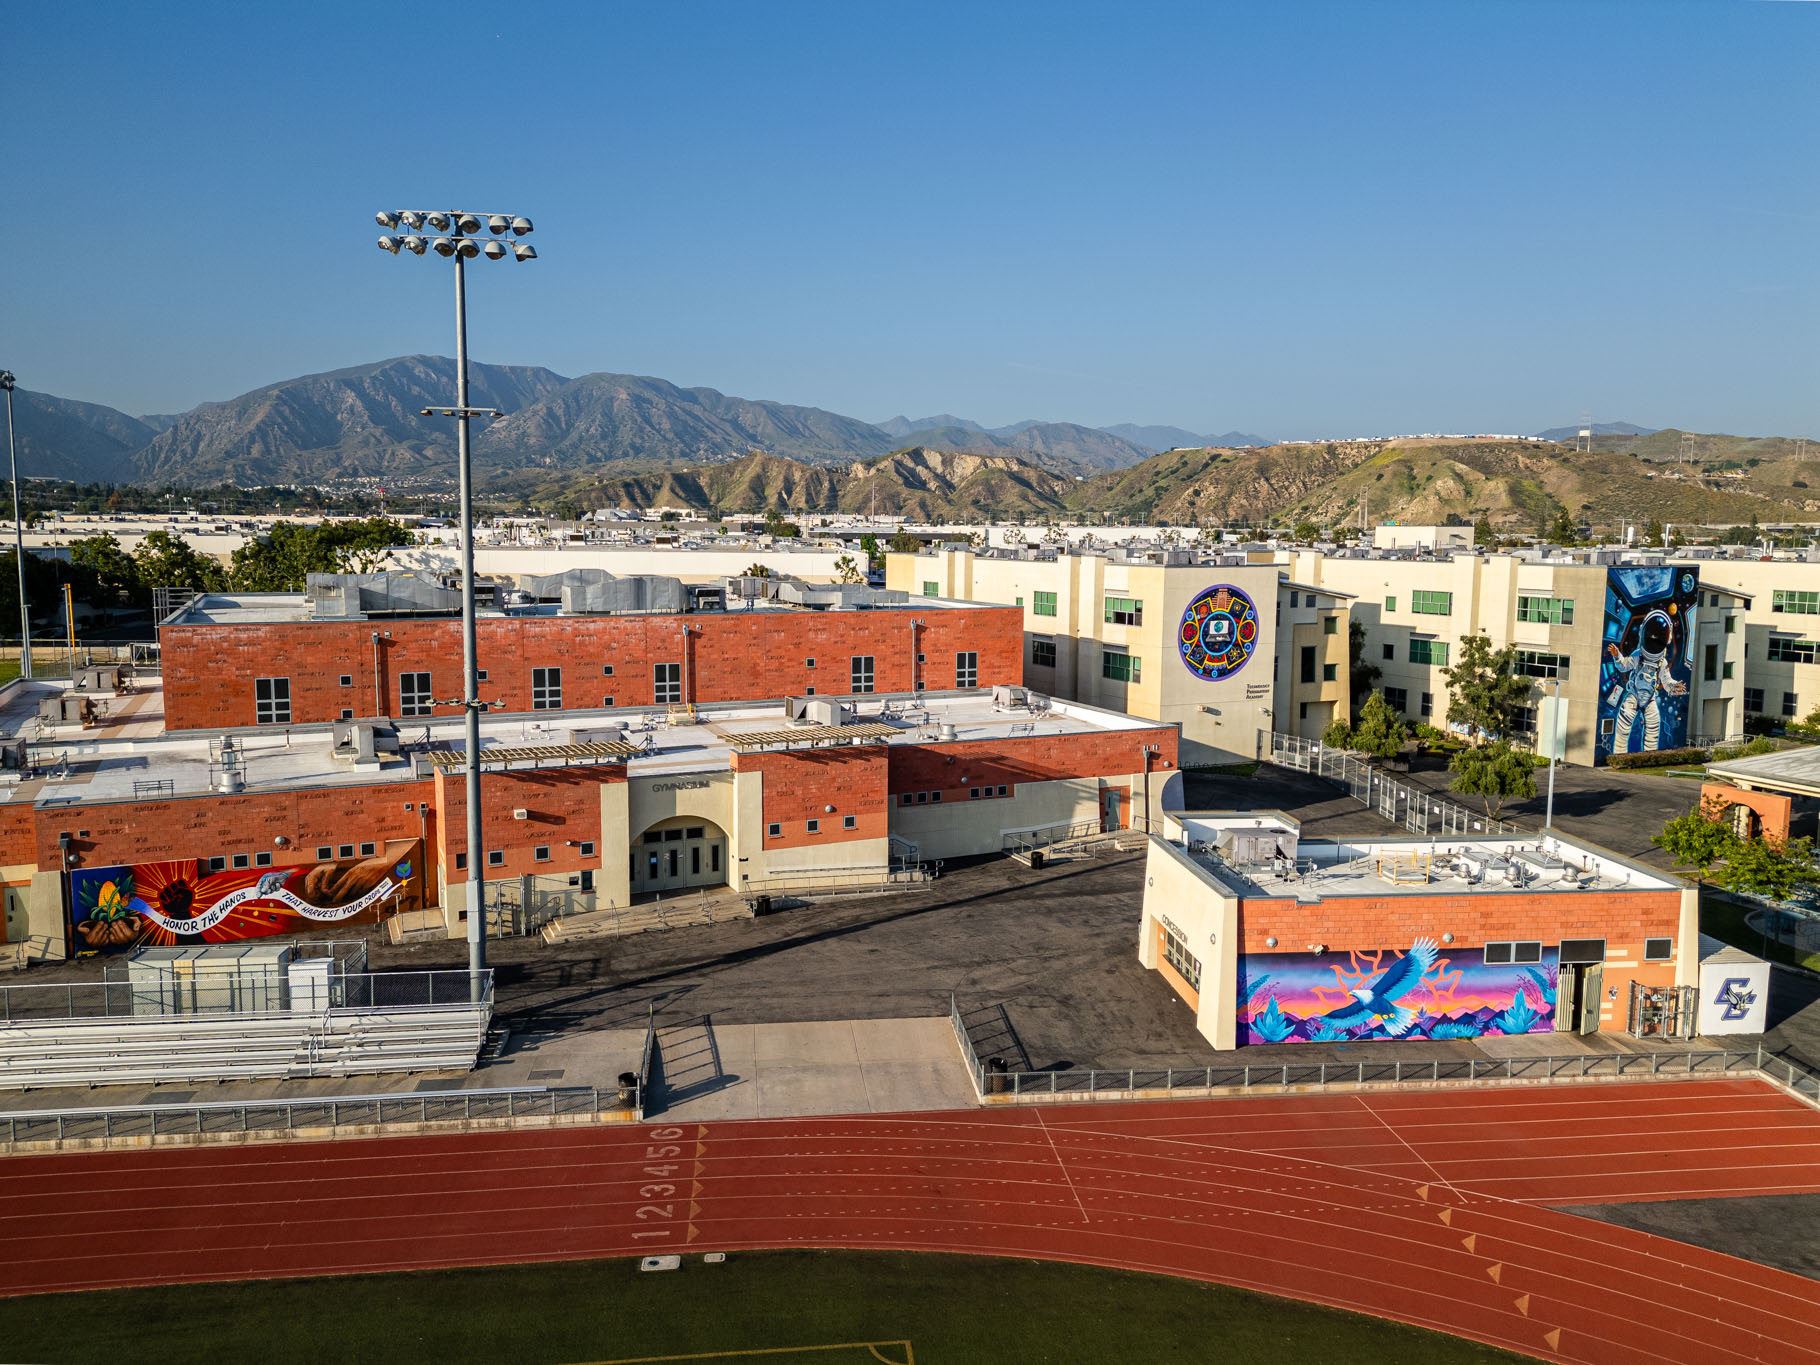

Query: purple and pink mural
[[1238, 939, 1558, 1044]]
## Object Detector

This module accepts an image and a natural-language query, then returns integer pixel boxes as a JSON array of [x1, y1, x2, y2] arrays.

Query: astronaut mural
[[1598, 566, 1698, 762]]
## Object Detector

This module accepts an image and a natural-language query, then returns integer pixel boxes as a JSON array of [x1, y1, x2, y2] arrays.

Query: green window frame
[[1104, 595, 1143, 626], [1385, 595, 1397, 612], [1768, 636, 1818, 665], [1517, 595, 1575, 625], [1408, 638, 1449, 666], [1774, 589, 1819, 615], [1032, 590, 1057, 617], [1322, 615, 1338, 635], [923, 581, 939, 597], [1321, 662, 1337, 682], [1512, 650, 1569, 679], [1101, 649, 1141, 683], [1411, 589, 1453, 616]]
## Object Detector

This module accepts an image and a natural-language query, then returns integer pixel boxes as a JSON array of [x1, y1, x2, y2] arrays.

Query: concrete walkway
[[646, 1015, 977, 1120]]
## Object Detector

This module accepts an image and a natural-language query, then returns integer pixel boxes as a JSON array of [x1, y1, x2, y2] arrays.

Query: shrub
[[1607, 747, 1708, 770]]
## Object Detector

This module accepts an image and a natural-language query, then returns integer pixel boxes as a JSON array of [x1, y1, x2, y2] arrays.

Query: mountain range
[[12, 356, 1264, 488]]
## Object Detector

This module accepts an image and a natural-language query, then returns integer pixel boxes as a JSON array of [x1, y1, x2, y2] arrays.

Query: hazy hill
[[894, 421, 1150, 472], [1102, 423, 1271, 451], [127, 355, 568, 485], [3, 390, 158, 482], [875, 414, 985, 438], [1533, 421, 1658, 442]]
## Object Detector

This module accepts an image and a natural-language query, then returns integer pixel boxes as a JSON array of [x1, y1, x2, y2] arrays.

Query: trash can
[[1028, 850, 1044, 871], [985, 1056, 1009, 1095], [617, 1071, 640, 1108], [753, 895, 773, 916]]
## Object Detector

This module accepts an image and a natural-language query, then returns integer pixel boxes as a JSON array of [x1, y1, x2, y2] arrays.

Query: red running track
[[4, 1078, 1820, 1364]]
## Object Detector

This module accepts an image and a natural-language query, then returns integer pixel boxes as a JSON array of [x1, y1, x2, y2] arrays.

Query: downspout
[[910, 618, 923, 695], [371, 631, 383, 717]]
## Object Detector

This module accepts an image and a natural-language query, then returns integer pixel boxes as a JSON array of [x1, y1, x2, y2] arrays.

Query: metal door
[[1577, 963, 1603, 1035], [1102, 790, 1122, 833]]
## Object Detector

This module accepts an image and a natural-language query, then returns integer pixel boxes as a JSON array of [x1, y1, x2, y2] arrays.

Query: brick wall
[[1236, 889, 1683, 955], [433, 766, 624, 881], [161, 606, 1025, 730], [42, 782, 434, 879], [0, 802, 35, 867], [731, 747, 890, 851], [886, 725, 1177, 802]]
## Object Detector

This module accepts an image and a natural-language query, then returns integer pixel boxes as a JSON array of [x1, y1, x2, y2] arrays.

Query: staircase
[[542, 896, 756, 945]]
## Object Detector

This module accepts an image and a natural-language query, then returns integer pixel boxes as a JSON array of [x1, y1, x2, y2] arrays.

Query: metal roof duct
[[306, 572, 462, 619]]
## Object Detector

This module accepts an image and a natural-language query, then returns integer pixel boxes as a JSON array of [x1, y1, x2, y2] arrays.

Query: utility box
[[288, 956, 335, 1013], [125, 943, 294, 1015], [1696, 933, 1771, 1036]]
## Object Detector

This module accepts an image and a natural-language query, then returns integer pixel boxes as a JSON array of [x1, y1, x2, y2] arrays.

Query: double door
[[634, 824, 727, 895]]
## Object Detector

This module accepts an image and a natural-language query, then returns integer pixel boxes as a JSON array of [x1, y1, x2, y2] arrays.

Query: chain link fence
[[0, 969, 490, 1022]]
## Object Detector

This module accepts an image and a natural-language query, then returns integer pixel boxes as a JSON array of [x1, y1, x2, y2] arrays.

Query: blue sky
[[6, 1, 1816, 440]]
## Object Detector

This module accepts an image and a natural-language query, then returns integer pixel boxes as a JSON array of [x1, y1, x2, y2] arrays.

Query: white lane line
[[1034, 1108, 1091, 1224]]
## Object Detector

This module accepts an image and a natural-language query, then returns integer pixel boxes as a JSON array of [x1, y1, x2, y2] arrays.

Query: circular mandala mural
[[1178, 583, 1259, 682]]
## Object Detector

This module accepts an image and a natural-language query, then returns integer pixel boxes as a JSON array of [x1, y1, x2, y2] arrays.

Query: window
[[207, 856, 226, 874], [338, 843, 355, 859], [603, 696, 615, 707], [580, 841, 595, 857], [1644, 937, 1673, 962], [685, 827, 703, 839], [254, 677, 291, 725], [1745, 688, 1764, 714], [1322, 615, 1337, 635], [1773, 589, 1819, 614], [1767, 636, 1816, 665], [316, 846, 332, 861], [1785, 692, 1800, 718], [1483, 941, 1544, 965], [360, 842, 376, 857], [924, 581, 939, 597], [477, 670, 488, 682], [1015, 597, 1023, 607], [400, 670, 432, 717], [1407, 638, 1449, 666], [805, 658, 816, 668], [1516, 595, 1575, 626], [340, 708, 354, 721], [232, 853, 249, 870], [916, 791, 928, 803], [1289, 591, 1299, 608], [454, 852, 466, 870], [843, 815, 856, 830], [1321, 663, 1337, 682], [1704, 644, 1719, 682], [487, 850, 505, 867], [900, 793, 914, 806], [1511, 706, 1537, 737], [1382, 643, 1394, 661], [1411, 589, 1452, 616], [1300, 645, 1316, 684], [804, 688, 814, 696], [1033, 590, 1057, 617], [1161, 920, 1203, 992], [997, 784, 1007, 796], [1299, 702, 1308, 720], [931, 791, 942, 803], [1558, 939, 1606, 964], [969, 787, 980, 799], [255, 852, 272, 868], [654, 662, 682, 704], [1385, 595, 1397, 612], [851, 655, 875, 693], [533, 845, 550, 862], [1383, 686, 1408, 713], [955, 651, 978, 688], [339, 674, 352, 687], [602, 664, 614, 676], [806, 819, 820, 834], [1512, 650, 1569, 679], [1420, 691, 1433, 717], [1101, 649, 1140, 683], [1031, 639, 1056, 668], [532, 666, 562, 709], [767, 822, 782, 838], [1724, 615, 1736, 635], [1104, 595, 1143, 626]]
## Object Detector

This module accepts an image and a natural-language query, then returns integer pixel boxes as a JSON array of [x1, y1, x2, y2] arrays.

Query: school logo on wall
[[1178, 584, 1259, 682]]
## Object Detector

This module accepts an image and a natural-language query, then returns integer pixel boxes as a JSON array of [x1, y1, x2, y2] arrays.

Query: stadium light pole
[[374, 210, 536, 999], [0, 373, 28, 681]]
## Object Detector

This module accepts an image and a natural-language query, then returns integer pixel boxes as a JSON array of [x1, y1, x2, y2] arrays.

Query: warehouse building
[[1139, 813, 1698, 1049]]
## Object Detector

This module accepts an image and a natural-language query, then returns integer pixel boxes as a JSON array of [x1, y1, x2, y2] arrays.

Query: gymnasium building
[[0, 571, 1177, 963]]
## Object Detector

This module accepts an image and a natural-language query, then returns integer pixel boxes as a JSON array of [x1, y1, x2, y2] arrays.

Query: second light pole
[[376, 209, 536, 997]]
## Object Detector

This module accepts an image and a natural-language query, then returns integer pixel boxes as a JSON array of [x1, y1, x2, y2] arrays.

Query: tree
[[888, 532, 921, 555], [1448, 740, 1536, 820], [1652, 798, 1742, 881], [1321, 718, 1354, 749], [1441, 634, 1531, 742], [833, 554, 864, 584], [1472, 515, 1495, 549], [1351, 690, 1409, 761], [134, 531, 226, 594], [67, 534, 142, 608], [1293, 521, 1319, 544], [1654, 796, 1819, 900], [763, 508, 800, 539], [742, 563, 772, 579], [859, 533, 881, 568], [1548, 508, 1578, 544], [1643, 517, 1666, 548], [1348, 619, 1380, 710], [227, 518, 408, 591]]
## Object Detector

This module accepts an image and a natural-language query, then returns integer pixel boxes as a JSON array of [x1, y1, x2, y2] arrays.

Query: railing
[[1001, 817, 1115, 858], [735, 863, 928, 895], [1264, 731, 1521, 838], [637, 1008, 659, 1120], [0, 1084, 604, 1144], [0, 968, 488, 1023], [945, 1010, 1820, 1106]]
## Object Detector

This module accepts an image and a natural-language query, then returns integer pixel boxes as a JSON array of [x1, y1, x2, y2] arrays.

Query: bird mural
[[1313, 937, 1440, 1037]]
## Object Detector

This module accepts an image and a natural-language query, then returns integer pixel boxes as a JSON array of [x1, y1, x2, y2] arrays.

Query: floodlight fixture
[[400, 210, 425, 229], [487, 214, 510, 235], [483, 240, 506, 259], [511, 242, 537, 261], [377, 235, 401, 254], [426, 211, 452, 231], [456, 239, 480, 259], [402, 235, 427, 255], [432, 237, 457, 257], [510, 216, 533, 236], [456, 213, 483, 234], [376, 210, 400, 229]]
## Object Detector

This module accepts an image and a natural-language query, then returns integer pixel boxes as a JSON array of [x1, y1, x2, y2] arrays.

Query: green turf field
[[0, 1250, 1531, 1365]]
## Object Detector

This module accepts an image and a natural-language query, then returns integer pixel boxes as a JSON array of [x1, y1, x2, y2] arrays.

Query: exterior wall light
[[1265, 936, 1278, 948]]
